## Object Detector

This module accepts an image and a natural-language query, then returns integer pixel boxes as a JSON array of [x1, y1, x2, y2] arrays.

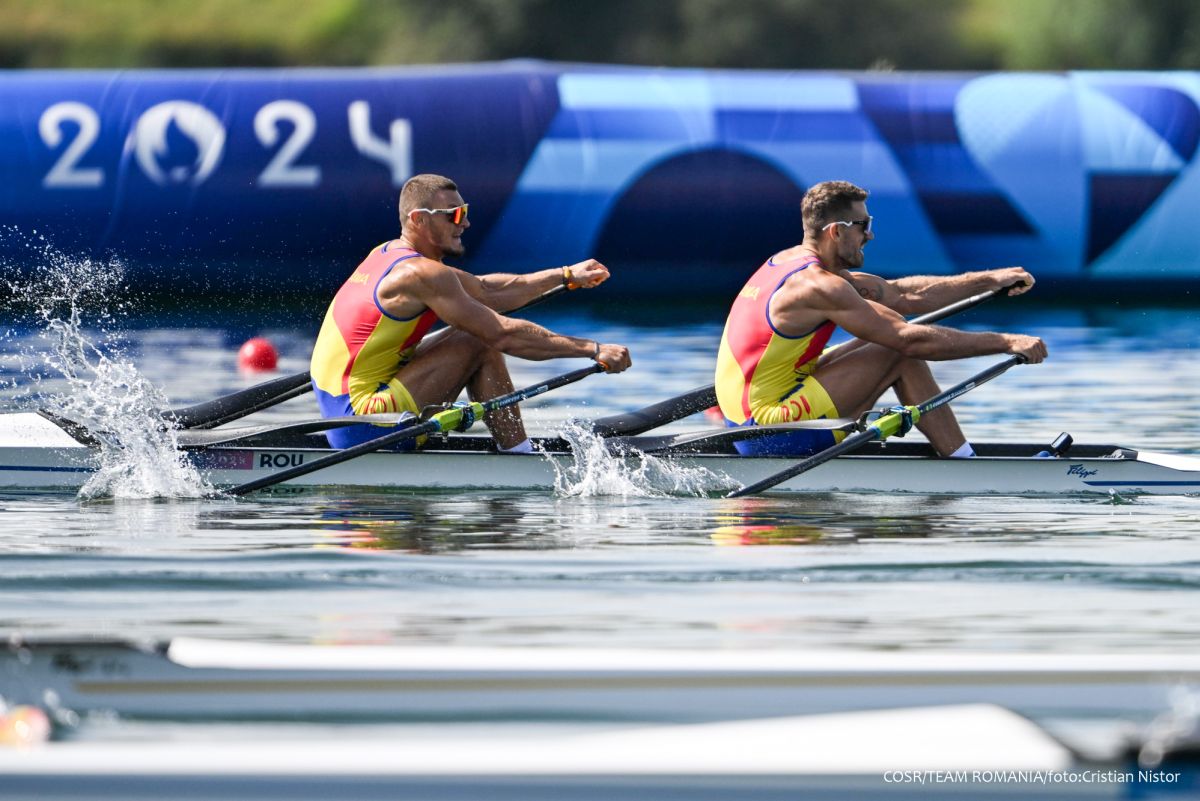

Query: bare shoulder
[[375, 255, 465, 317], [779, 266, 859, 310], [380, 255, 452, 293], [770, 266, 857, 332]]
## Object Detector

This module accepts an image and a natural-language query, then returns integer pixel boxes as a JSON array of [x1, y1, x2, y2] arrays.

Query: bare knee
[[476, 339, 507, 371], [895, 355, 934, 379], [445, 329, 499, 366]]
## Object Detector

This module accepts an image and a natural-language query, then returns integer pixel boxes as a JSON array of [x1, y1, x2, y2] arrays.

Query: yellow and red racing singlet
[[310, 241, 438, 428], [714, 254, 836, 426]]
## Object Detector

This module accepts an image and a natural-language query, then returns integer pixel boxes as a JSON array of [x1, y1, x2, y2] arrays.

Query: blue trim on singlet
[[763, 258, 829, 341], [372, 252, 426, 322]]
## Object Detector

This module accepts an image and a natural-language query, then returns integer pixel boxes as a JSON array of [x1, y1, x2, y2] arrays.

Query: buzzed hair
[[398, 174, 458, 225], [801, 181, 869, 238]]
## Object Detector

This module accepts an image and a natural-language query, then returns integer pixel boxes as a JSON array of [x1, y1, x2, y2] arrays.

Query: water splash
[[545, 420, 731, 498], [1, 230, 211, 499]]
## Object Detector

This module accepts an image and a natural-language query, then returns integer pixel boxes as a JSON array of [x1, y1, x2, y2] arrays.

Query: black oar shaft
[[908, 286, 1010, 326], [725, 428, 875, 498], [587, 385, 717, 438], [914, 354, 1025, 415], [165, 371, 314, 430], [726, 355, 1027, 498], [226, 363, 603, 496]]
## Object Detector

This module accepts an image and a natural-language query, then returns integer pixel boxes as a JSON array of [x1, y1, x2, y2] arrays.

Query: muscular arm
[[836, 301, 1011, 361], [453, 267, 562, 312], [453, 258, 611, 312], [784, 277, 1046, 363], [398, 262, 599, 360], [847, 267, 1033, 316]]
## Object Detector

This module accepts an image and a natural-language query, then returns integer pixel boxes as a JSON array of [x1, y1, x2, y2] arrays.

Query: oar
[[172, 283, 1016, 437], [164, 284, 571, 430], [183, 413, 855, 453], [164, 371, 314, 430], [907, 284, 1017, 326], [175, 284, 1017, 435], [586, 384, 717, 437], [605, 419, 858, 456], [225, 363, 605, 496], [725, 354, 1028, 498], [176, 413, 418, 449], [584, 284, 1017, 439]]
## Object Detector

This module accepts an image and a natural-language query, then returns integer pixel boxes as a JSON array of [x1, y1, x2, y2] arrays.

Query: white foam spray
[[1, 230, 212, 499], [545, 420, 731, 498]]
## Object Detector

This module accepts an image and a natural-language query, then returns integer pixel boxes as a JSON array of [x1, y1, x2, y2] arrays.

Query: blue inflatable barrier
[[2, 62, 1199, 299]]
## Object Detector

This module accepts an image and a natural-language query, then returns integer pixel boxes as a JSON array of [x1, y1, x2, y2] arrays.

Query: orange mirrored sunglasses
[[413, 204, 469, 225]]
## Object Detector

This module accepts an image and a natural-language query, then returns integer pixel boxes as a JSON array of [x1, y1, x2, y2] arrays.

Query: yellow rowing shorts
[[731, 376, 845, 457], [323, 378, 424, 450], [750, 375, 839, 426], [350, 377, 420, 417]]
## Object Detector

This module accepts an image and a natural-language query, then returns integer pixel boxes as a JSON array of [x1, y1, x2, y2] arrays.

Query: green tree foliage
[[977, 0, 1200, 70], [0, 0, 1197, 70]]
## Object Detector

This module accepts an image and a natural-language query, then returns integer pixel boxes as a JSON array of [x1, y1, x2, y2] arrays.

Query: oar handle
[[226, 362, 604, 496]]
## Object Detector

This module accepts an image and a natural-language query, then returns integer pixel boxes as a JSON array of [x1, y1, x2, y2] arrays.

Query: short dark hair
[[399, 174, 458, 224], [801, 181, 869, 238]]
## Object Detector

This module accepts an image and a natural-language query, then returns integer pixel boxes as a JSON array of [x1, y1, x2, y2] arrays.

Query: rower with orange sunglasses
[[310, 173, 631, 453]]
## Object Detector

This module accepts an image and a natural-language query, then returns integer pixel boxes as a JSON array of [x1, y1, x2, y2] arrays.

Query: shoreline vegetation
[[2, 0, 1197, 71]]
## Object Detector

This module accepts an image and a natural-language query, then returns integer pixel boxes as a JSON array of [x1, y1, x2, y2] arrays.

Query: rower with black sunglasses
[[309, 173, 631, 454], [714, 179, 1046, 460]]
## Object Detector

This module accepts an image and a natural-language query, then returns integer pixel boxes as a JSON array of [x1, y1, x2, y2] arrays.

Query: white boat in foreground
[[4, 637, 1199, 722], [2, 638, 1197, 800], [0, 704, 1159, 801], [2, 411, 1199, 495], [0, 704, 1156, 801]]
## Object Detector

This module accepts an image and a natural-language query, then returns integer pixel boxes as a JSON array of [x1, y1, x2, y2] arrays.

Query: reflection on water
[[0, 485, 1199, 662], [5, 246, 1200, 761], [1, 302, 1200, 661]]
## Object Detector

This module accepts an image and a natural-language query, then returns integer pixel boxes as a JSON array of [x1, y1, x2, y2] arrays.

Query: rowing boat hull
[[5, 637, 1198, 721], [0, 700, 1151, 801], [2, 412, 1199, 494], [5, 639, 1196, 799]]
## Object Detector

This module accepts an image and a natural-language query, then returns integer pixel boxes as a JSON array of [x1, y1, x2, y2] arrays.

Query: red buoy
[[237, 337, 279, 372]]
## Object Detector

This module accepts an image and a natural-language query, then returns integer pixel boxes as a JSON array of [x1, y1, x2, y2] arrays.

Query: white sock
[[948, 441, 976, 459], [498, 438, 533, 454]]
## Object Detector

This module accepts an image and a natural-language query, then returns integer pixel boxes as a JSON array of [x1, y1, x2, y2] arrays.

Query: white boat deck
[[2, 412, 1200, 494]]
